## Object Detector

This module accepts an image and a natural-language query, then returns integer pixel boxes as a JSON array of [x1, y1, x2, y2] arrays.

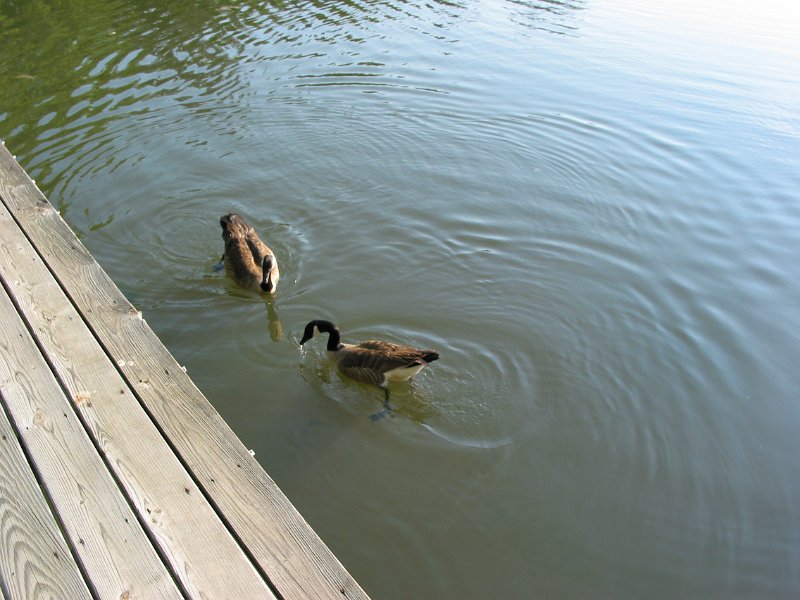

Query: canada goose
[[300, 319, 439, 403], [220, 213, 279, 293]]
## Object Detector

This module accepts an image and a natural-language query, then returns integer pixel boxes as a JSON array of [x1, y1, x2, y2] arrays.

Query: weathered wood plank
[[0, 143, 370, 599], [0, 397, 92, 600], [0, 201, 276, 598], [0, 274, 183, 599]]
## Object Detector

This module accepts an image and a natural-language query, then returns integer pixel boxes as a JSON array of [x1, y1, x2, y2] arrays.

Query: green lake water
[[2, 1, 799, 597]]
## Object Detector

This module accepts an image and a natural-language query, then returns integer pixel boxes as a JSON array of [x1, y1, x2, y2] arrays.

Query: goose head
[[299, 320, 341, 350], [219, 213, 239, 239]]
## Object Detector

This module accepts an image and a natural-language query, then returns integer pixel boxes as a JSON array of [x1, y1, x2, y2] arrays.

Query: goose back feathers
[[220, 213, 279, 293]]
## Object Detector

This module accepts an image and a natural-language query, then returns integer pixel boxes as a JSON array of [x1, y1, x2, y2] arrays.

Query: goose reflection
[[264, 296, 283, 342]]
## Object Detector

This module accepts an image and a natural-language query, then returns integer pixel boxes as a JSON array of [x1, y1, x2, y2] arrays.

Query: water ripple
[[3, 1, 800, 597]]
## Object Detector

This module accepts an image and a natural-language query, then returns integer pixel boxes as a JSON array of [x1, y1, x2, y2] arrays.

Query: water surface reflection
[[2, 0, 799, 598]]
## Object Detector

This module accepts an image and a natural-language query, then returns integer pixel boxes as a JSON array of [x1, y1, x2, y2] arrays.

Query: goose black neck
[[304, 319, 342, 351]]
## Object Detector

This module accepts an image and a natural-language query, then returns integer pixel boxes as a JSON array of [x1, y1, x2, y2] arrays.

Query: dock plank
[[0, 143, 370, 599], [0, 202, 276, 598], [0, 279, 183, 600], [0, 397, 92, 600]]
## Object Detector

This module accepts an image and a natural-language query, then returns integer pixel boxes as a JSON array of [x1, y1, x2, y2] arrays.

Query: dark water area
[[2, 1, 799, 597]]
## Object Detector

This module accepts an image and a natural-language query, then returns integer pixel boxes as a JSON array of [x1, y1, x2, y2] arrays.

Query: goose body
[[300, 320, 439, 391], [220, 213, 279, 293]]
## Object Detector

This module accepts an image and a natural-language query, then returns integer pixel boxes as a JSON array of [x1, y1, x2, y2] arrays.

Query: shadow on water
[[296, 351, 440, 425], [214, 250, 283, 341], [213, 271, 285, 343]]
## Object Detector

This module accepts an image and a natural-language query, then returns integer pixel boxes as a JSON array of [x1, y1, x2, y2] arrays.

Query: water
[[2, 1, 799, 597]]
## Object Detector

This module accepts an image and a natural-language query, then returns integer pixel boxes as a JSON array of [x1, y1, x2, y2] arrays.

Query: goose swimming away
[[220, 213, 279, 294], [299, 319, 439, 406]]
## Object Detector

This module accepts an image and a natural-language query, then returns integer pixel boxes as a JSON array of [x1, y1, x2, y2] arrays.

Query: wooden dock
[[0, 142, 370, 600]]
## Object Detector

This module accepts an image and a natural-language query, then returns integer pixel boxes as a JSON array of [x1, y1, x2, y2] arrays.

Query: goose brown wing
[[246, 237, 271, 263], [223, 238, 260, 284], [336, 362, 388, 387], [342, 342, 428, 371], [359, 340, 437, 365]]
